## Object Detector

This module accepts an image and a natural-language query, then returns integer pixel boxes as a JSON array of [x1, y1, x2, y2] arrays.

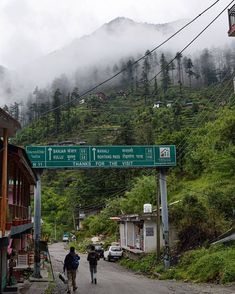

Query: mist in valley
[[0, 3, 235, 121]]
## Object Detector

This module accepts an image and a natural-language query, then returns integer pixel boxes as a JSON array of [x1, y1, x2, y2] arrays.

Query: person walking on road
[[63, 246, 80, 293], [87, 245, 99, 284]]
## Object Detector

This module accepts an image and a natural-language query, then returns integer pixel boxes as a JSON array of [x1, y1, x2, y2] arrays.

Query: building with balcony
[[0, 108, 36, 293]]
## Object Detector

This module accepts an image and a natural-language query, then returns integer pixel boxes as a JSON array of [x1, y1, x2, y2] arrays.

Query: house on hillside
[[117, 90, 130, 98], [153, 101, 164, 109], [166, 101, 174, 108], [95, 92, 108, 102], [183, 102, 193, 109], [0, 108, 36, 293]]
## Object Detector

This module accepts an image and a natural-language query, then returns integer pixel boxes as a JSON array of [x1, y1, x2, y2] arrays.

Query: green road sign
[[26, 145, 176, 169]]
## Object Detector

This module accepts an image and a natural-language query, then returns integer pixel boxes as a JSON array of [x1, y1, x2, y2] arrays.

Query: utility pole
[[32, 170, 43, 278], [159, 168, 170, 269], [156, 169, 161, 261], [54, 220, 57, 241], [73, 211, 76, 231]]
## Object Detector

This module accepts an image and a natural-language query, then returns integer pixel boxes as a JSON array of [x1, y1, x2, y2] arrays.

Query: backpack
[[71, 254, 80, 270], [88, 252, 98, 265]]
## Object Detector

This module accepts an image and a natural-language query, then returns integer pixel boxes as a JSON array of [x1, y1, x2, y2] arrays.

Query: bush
[[166, 244, 235, 283], [119, 245, 235, 284], [119, 253, 157, 274]]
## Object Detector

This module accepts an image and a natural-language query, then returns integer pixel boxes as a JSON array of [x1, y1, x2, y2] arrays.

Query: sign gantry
[[26, 145, 176, 169]]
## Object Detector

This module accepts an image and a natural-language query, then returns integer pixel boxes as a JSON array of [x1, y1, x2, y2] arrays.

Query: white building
[[114, 213, 178, 253]]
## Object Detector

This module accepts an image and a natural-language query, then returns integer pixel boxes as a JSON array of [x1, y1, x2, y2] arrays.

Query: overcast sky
[[0, 0, 232, 69]]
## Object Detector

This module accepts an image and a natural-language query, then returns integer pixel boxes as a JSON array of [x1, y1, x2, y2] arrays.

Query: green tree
[[120, 176, 156, 214], [52, 88, 62, 134], [176, 52, 183, 89], [200, 49, 218, 86], [170, 195, 224, 251], [160, 53, 170, 95], [184, 57, 194, 87], [126, 59, 134, 92], [169, 61, 175, 84], [141, 50, 151, 104], [114, 120, 136, 145]]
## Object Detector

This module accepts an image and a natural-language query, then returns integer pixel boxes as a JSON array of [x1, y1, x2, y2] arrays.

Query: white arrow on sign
[[92, 148, 96, 161], [48, 148, 52, 161]]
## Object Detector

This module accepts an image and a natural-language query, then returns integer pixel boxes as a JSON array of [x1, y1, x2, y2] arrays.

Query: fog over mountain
[[18, 17, 189, 84], [0, 16, 232, 105]]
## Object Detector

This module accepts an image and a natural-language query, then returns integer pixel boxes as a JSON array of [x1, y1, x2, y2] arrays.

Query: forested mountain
[[4, 44, 235, 128], [0, 16, 231, 107], [2, 16, 234, 251], [9, 42, 235, 251]]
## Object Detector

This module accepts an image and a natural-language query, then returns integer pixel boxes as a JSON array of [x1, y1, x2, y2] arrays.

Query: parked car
[[70, 234, 76, 241], [103, 245, 123, 261], [94, 244, 104, 258], [62, 233, 69, 242]]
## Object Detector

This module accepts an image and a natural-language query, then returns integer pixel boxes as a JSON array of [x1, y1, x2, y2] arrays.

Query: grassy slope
[[120, 244, 235, 284]]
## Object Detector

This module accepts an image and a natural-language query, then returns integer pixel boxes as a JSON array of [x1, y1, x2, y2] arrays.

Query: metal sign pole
[[32, 171, 43, 278], [159, 168, 170, 269], [155, 169, 161, 261]]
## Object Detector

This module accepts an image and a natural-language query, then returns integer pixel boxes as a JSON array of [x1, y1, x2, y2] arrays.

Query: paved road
[[49, 242, 235, 294]]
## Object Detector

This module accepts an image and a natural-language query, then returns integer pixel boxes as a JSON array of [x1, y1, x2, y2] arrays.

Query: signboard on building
[[26, 145, 176, 169], [146, 227, 154, 237]]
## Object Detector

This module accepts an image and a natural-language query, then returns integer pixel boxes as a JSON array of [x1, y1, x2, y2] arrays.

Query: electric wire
[[149, 0, 235, 84], [40, 73, 235, 210], [30, 0, 222, 119], [27, 0, 230, 147], [33, 1, 235, 212]]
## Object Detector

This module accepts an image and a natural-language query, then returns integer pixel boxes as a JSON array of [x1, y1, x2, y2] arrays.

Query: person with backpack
[[87, 244, 99, 284], [63, 246, 80, 293]]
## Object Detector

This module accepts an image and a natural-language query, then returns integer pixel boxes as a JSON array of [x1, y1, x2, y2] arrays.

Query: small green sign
[[26, 145, 176, 169]]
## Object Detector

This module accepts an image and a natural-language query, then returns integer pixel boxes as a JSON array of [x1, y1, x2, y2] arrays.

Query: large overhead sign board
[[26, 145, 176, 169]]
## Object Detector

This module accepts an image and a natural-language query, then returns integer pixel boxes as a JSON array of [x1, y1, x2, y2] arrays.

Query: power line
[[149, 0, 235, 84], [28, 1, 235, 207], [31, 0, 222, 119]]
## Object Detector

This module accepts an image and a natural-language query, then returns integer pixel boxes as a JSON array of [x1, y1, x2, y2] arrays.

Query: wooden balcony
[[8, 204, 31, 222]]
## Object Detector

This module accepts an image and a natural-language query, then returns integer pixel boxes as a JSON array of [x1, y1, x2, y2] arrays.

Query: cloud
[[0, 0, 232, 68], [0, 0, 233, 106]]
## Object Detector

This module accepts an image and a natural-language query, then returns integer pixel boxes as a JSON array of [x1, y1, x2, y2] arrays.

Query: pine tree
[[52, 89, 62, 134], [200, 49, 218, 86], [176, 52, 183, 90], [169, 61, 175, 84], [184, 58, 194, 87], [160, 53, 170, 95], [71, 87, 80, 106], [141, 50, 151, 104], [126, 59, 134, 92], [154, 77, 158, 95]]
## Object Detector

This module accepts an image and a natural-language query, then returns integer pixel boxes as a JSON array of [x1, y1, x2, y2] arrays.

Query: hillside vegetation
[[9, 47, 235, 283]]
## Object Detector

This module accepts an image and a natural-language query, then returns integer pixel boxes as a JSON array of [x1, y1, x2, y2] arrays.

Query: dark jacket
[[87, 250, 99, 266], [63, 252, 80, 271]]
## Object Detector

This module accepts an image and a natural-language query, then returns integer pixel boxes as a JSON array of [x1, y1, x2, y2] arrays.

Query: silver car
[[103, 245, 123, 261]]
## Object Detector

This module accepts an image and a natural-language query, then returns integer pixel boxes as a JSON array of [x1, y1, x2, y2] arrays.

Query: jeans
[[89, 264, 97, 282]]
